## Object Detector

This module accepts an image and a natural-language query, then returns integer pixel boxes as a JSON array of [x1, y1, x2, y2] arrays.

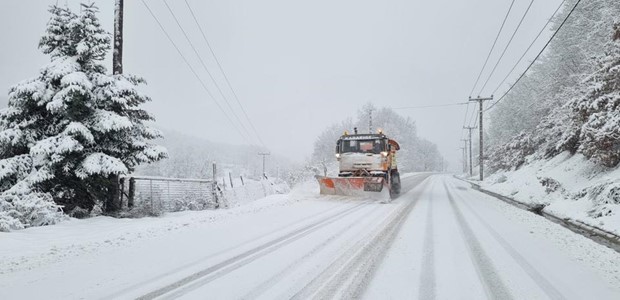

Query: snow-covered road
[[1, 174, 619, 299]]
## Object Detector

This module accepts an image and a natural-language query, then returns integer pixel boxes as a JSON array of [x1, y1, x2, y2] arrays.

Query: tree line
[[310, 103, 444, 174], [487, 0, 620, 172]]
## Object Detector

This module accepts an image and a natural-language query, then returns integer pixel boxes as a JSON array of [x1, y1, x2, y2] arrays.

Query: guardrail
[[119, 175, 224, 215], [454, 175, 620, 253]]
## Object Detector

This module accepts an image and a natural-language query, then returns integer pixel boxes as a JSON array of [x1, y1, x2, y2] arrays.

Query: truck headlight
[[335, 153, 341, 159]]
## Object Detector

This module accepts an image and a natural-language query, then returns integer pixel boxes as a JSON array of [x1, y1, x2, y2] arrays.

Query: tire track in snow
[[443, 180, 514, 300], [103, 200, 356, 300], [418, 178, 436, 300], [449, 180, 566, 300], [398, 173, 434, 196], [292, 178, 432, 299], [137, 201, 370, 300], [240, 202, 387, 299]]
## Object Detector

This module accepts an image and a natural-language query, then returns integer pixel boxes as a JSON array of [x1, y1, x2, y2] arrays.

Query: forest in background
[[311, 103, 444, 174], [485, 0, 620, 172]]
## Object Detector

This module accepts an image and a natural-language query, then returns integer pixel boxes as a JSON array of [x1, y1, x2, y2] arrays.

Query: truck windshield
[[341, 139, 385, 154]]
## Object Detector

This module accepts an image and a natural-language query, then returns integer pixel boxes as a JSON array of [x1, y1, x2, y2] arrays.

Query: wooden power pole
[[461, 139, 469, 174], [459, 147, 466, 173], [108, 0, 124, 212], [113, 0, 124, 75], [463, 126, 476, 176], [469, 96, 493, 180], [258, 152, 271, 178]]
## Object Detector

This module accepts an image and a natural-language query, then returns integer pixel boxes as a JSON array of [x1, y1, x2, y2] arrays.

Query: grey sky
[[0, 0, 563, 168]]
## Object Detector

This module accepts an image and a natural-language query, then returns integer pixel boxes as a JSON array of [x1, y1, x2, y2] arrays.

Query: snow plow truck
[[316, 129, 401, 201]]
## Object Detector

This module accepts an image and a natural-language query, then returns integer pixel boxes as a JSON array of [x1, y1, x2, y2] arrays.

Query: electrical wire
[[140, 0, 249, 142], [183, 0, 267, 148], [485, 0, 583, 112], [469, 0, 517, 97], [491, 0, 566, 96], [162, 0, 259, 146], [477, 0, 536, 95], [392, 102, 469, 110], [460, 103, 471, 140]]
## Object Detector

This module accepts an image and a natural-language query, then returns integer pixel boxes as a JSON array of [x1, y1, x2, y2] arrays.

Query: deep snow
[[1, 174, 619, 299], [481, 152, 620, 235]]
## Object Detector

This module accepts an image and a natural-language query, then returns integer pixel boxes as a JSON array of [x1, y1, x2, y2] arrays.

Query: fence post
[[128, 177, 135, 208], [240, 175, 244, 186], [212, 162, 219, 208], [222, 177, 226, 191], [119, 177, 125, 208], [212, 162, 217, 181], [229, 172, 234, 188], [104, 174, 122, 213], [150, 179, 154, 214], [167, 181, 170, 208]]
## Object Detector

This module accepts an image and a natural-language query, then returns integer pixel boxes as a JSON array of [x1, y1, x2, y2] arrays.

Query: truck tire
[[390, 170, 401, 198]]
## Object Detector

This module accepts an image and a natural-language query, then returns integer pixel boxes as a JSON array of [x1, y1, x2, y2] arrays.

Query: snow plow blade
[[315, 175, 391, 201]]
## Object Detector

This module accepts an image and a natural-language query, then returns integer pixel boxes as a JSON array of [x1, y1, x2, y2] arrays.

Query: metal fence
[[119, 176, 224, 215]]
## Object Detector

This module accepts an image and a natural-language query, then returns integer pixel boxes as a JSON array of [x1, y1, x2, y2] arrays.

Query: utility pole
[[461, 139, 468, 174], [463, 126, 476, 176], [368, 106, 375, 133], [469, 96, 493, 181], [113, 0, 123, 75], [107, 0, 124, 213], [258, 152, 271, 178], [459, 147, 466, 173]]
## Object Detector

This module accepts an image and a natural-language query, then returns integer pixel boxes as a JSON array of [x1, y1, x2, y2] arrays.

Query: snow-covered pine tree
[[39, 5, 76, 59], [0, 5, 75, 231], [0, 3, 166, 230], [568, 22, 620, 167]]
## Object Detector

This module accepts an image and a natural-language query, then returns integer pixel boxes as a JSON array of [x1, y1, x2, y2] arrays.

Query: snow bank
[[220, 177, 290, 208], [481, 152, 620, 235], [0, 178, 314, 275]]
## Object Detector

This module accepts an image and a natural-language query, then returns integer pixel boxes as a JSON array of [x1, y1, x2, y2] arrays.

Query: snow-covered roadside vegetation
[[0, 181, 313, 276], [0, 3, 166, 231], [478, 1, 620, 236], [482, 152, 620, 235]]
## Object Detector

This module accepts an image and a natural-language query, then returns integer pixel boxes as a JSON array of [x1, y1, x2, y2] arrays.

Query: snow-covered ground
[[481, 152, 620, 235], [1, 174, 619, 299], [222, 177, 290, 208]]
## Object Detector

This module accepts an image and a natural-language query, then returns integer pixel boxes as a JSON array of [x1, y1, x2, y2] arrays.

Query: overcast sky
[[0, 0, 563, 168]]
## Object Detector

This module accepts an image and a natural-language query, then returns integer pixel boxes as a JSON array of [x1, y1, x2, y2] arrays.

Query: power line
[[467, 103, 478, 128], [485, 0, 582, 112], [464, 0, 515, 142], [463, 100, 481, 139], [392, 102, 469, 110], [183, 0, 267, 148], [492, 0, 566, 96], [140, 0, 249, 142], [461, 103, 471, 140], [477, 0, 536, 95], [161, 0, 259, 146], [469, 0, 516, 97]]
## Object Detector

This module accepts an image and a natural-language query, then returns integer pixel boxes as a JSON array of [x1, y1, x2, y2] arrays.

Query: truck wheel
[[390, 171, 401, 197]]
